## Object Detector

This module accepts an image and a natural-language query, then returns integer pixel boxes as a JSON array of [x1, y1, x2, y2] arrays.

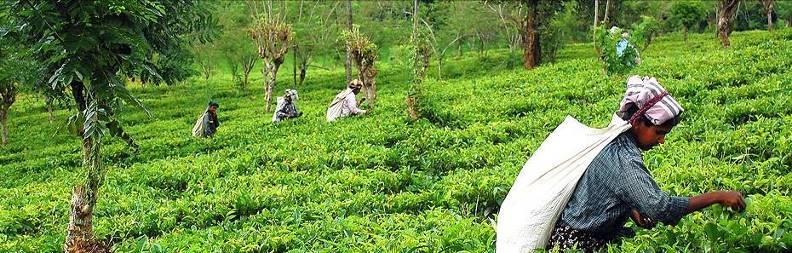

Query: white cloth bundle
[[496, 114, 631, 253]]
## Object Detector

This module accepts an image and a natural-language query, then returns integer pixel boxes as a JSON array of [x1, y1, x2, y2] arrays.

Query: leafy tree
[[631, 15, 661, 51], [4, 1, 216, 251], [485, 0, 562, 69], [292, 1, 341, 87], [595, 26, 640, 74], [406, 0, 432, 120], [0, 21, 35, 145], [778, 1, 792, 27], [542, 1, 578, 64], [214, 2, 257, 91], [433, 2, 484, 75], [760, 0, 775, 31], [194, 43, 215, 82], [670, 1, 708, 42]]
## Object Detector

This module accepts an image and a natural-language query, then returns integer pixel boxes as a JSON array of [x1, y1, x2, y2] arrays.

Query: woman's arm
[[686, 191, 745, 214], [632, 191, 745, 228]]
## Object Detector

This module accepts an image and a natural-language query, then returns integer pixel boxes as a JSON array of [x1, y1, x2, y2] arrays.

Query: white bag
[[192, 112, 208, 138], [496, 114, 631, 253], [272, 97, 286, 123], [326, 89, 353, 122]]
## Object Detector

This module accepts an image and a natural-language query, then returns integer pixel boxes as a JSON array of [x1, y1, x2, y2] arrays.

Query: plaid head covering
[[348, 79, 363, 89], [619, 76, 684, 126], [284, 89, 298, 101]]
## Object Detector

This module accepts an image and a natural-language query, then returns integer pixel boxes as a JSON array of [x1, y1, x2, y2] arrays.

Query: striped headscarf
[[284, 89, 298, 101], [348, 79, 363, 89], [619, 76, 684, 126]]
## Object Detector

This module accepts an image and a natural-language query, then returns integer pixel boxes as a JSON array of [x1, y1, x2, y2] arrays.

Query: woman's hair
[[620, 104, 682, 127]]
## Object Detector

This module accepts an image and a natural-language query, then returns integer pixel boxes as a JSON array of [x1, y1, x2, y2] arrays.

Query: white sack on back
[[272, 97, 286, 123], [496, 114, 631, 253], [192, 112, 208, 138], [326, 89, 353, 122]]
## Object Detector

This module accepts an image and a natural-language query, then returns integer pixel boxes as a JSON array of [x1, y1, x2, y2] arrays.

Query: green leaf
[[775, 228, 786, 240], [704, 222, 720, 240]]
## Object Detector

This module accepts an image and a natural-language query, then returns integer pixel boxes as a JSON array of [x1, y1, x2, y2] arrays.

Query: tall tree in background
[[760, 0, 775, 31], [670, 1, 708, 42], [484, 0, 562, 69], [250, 6, 294, 112], [435, 1, 483, 78], [594, 0, 600, 53], [5, 1, 215, 251], [717, 0, 741, 48], [0, 27, 34, 145], [487, 2, 523, 57], [603, 0, 612, 26], [406, 0, 423, 120], [293, 1, 340, 87], [345, 0, 353, 83], [217, 2, 257, 91], [522, 0, 540, 69]]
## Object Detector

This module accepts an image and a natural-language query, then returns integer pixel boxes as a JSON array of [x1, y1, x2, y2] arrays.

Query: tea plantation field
[[1, 30, 790, 252]]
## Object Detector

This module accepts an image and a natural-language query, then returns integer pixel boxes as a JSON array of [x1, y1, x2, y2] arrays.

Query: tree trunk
[[522, 0, 540, 69], [478, 35, 485, 56], [717, 0, 740, 48], [0, 106, 8, 145], [457, 39, 463, 57], [594, 0, 599, 28], [46, 96, 54, 123], [298, 63, 307, 86], [684, 26, 688, 42], [345, 0, 353, 83], [437, 55, 444, 79], [406, 96, 418, 120], [70, 81, 87, 112], [594, 0, 599, 53], [243, 57, 255, 91], [64, 136, 110, 253], [407, 0, 420, 121], [363, 67, 377, 108], [0, 84, 15, 145], [292, 45, 298, 87], [263, 62, 279, 112], [762, 0, 774, 31], [603, 0, 611, 26]]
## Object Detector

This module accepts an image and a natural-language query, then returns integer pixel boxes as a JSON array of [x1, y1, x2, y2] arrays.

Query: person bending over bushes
[[326, 79, 369, 122], [272, 89, 302, 123], [547, 76, 745, 252]]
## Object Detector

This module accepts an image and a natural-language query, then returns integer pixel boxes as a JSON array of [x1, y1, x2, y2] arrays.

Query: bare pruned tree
[[250, 3, 294, 112]]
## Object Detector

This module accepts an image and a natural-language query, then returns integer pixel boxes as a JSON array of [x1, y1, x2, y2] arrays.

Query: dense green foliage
[[595, 26, 641, 74], [669, 1, 709, 37], [1, 27, 790, 252]]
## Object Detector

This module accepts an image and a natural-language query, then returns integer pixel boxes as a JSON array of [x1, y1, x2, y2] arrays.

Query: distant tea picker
[[497, 76, 745, 252], [272, 89, 302, 123], [326, 79, 369, 122], [192, 101, 220, 138]]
